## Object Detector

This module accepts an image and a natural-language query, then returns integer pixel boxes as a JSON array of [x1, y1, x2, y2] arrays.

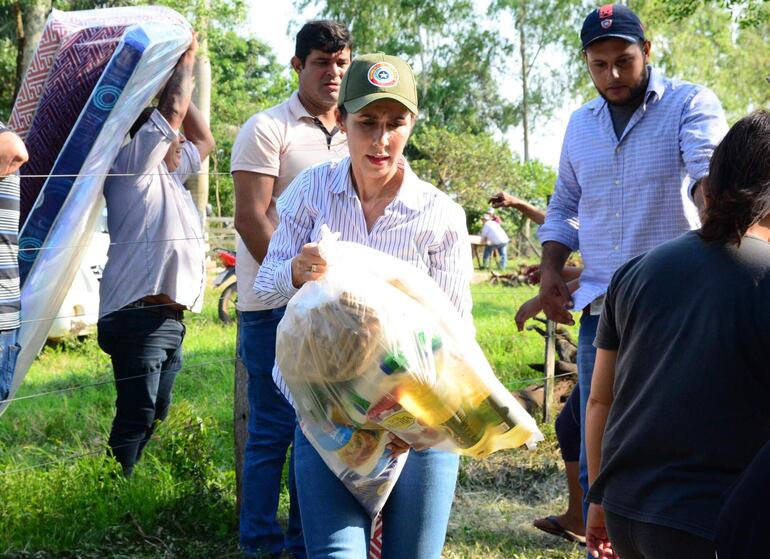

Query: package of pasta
[[276, 226, 543, 516]]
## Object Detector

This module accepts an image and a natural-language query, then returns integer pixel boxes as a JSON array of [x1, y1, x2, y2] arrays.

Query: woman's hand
[[586, 503, 618, 558], [386, 433, 410, 457], [291, 243, 327, 288]]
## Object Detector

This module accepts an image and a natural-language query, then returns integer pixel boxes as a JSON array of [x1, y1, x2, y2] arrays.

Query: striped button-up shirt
[[0, 124, 20, 331], [253, 156, 473, 401], [538, 66, 728, 311]]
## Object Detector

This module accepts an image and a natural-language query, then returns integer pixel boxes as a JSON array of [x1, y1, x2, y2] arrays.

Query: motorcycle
[[213, 247, 237, 324]]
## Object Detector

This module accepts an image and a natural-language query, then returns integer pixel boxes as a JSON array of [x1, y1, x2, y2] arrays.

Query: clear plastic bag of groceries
[[276, 226, 543, 516]]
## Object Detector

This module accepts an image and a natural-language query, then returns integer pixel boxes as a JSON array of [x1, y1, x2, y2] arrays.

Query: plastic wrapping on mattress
[[10, 7, 188, 139], [19, 26, 126, 224], [0, 13, 192, 417]]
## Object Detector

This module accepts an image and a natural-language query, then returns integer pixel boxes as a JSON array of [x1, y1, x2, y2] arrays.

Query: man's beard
[[600, 66, 649, 107]]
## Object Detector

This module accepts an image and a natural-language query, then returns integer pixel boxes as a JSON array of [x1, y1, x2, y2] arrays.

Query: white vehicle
[[46, 215, 110, 340]]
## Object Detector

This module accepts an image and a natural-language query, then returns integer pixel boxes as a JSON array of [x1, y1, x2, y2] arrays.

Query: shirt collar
[[330, 156, 426, 211], [288, 91, 313, 121], [645, 65, 665, 103]]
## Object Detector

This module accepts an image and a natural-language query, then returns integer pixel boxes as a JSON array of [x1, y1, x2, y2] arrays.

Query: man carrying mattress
[[0, 123, 27, 402], [97, 35, 215, 477]]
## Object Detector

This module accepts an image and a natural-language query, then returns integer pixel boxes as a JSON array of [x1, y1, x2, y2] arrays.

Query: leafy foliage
[[207, 28, 294, 216], [0, 37, 15, 119], [489, 0, 587, 134], [556, 0, 770, 122], [627, 0, 770, 122], [299, 0, 518, 134], [409, 126, 555, 233]]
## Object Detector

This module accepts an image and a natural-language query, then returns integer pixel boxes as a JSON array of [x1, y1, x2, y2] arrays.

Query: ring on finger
[[309, 264, 317, 273]]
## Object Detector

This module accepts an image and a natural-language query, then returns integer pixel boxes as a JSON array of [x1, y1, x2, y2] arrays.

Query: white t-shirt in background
[[481, 220, 509, 245]]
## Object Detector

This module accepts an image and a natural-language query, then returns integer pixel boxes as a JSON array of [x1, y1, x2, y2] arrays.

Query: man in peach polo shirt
[[230, 20, 351, 559]]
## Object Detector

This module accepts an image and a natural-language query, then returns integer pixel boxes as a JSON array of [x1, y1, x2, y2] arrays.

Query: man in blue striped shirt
[[0, 123, 26, 402], [535, 3, 728, 532]]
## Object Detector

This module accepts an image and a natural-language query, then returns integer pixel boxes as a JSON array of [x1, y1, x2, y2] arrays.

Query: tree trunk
[[234, 321, 249, 517], [518, 2, 529, 163], [15, 0, 51, 102]]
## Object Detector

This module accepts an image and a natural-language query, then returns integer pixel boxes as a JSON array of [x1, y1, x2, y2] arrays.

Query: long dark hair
[[700, 109, 770, 244]]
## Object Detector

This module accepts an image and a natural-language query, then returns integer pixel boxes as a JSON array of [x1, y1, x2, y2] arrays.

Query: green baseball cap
[[338, 53, 418, 114]]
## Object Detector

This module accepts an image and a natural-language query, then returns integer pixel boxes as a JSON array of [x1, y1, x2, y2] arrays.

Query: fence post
[[543, 318, 556, 423]]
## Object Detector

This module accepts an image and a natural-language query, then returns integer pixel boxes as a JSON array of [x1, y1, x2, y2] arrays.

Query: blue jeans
[[0, 328, 20, 402], [577, 313, 600, 527], [483, 243, 507, 270], [239, 308, 304, 559], [294, 426, 459, 559], [97, 308, 185, 476]]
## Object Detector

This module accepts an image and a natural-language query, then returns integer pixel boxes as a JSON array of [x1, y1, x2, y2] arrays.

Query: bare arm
[[692, 178, 706, 218], [585, 348, 618, 558], [586, 348, 617, 485], [233, 171, 276, 264], [489, 191, 546, 225], [0, 129, 28, 176], [157, 35, 198, 131], [182, 102, 215, 161], [515, 276, 580, 331], [562, 265, 582, 282]]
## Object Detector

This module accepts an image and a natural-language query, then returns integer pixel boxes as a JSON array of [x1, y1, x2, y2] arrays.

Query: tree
[[558, 0, 770, 122], [0, 0, 293, 218], [206, 28, 294, 217], [409, 126, 555, 234], [298, 0, 517, 134], [626, 0, 770, 122], [490, 0, 585, 161], [0, 0, 52, 110]]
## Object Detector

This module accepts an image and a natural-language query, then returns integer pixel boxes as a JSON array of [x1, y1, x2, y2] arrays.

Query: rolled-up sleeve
[[173, 141, 201, 185], [429, 202, 474, 325], [253, 169, 316, 306], [679, 86, 728, 189], [537, 124, 581, 251]]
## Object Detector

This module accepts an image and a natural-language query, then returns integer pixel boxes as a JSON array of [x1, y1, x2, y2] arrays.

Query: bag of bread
[[277, 226, 543, 516]]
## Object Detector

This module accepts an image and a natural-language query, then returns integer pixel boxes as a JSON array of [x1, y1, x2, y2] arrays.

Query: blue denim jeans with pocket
[[97, 307, 185, 476], [239, 308, 304, 559], [294, 426, 459, 559], [0, 328, 21, 402]]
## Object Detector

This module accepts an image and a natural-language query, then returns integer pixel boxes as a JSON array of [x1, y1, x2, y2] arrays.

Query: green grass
[[470, 280, 546, 388], [0, 278, 581, 558]]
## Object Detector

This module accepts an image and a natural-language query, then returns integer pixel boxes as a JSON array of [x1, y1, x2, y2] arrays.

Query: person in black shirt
[[584, 110, 770, 559]]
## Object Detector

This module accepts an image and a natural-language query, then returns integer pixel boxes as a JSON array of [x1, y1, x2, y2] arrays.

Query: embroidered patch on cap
[[367, 62, 399, 88], [601, 18, 613, 29]]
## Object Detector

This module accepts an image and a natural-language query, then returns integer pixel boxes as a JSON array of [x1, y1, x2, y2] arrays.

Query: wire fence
[[3, 168, 558, 478], [0, 358, 573, 477]]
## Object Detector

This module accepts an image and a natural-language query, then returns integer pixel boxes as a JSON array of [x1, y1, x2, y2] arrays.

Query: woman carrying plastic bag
[[254, 53, 541, 559]]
